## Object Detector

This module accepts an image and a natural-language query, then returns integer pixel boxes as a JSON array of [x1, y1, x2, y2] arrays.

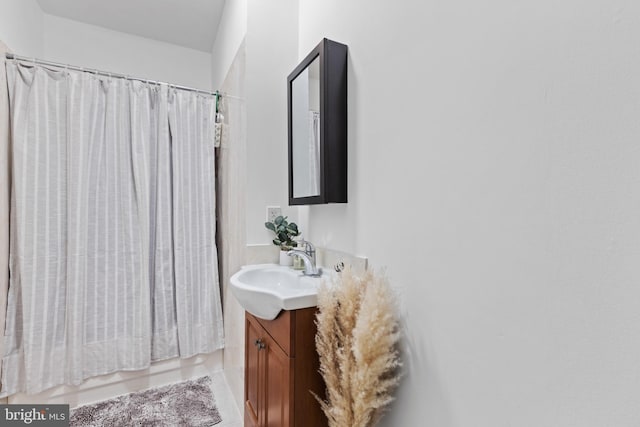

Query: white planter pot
[[279, 250, 293, 266]]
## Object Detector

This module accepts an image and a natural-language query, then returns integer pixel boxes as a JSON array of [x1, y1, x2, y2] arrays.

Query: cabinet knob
[[254, 339, 266, 350]]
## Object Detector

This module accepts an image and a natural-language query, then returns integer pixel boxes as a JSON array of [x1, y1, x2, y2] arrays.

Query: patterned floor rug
[[70, 376, 222, 427]]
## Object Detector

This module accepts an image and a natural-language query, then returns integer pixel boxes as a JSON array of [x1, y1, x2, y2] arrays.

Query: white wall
[[211, 0, 247, 90], [0, 0, 44, 56], [297, 1, 640, 426], [245, 0, 299, 244], [0, 4, 212, 91], [217, 41, 247, 411], [43, 14, 212, 90]]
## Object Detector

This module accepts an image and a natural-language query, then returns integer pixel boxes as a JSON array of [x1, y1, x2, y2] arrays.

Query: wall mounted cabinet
[[288, 38, 348, 205], [244, 309, 326, 427]]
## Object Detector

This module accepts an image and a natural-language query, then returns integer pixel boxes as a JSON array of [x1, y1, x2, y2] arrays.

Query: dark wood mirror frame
[[288, 38, 348, 205]]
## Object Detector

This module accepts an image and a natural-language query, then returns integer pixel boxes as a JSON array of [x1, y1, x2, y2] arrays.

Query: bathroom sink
[[230, 264, 330, 320]]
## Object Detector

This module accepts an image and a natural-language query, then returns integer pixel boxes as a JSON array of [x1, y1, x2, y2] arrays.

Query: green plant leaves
[[265, 215, 301, 248], [286, 223, 299, 235]]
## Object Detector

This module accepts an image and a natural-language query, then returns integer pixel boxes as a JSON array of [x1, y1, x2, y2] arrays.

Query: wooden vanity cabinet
[[244, 308, 326, 427]]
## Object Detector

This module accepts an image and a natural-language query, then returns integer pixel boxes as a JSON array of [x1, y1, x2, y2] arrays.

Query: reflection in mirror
[[291, 56, 321, 198]]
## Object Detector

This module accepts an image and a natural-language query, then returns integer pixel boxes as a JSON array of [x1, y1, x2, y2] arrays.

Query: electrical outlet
[[266, 206, 282, 223]]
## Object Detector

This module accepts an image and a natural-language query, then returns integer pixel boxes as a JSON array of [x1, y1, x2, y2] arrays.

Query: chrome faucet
[[287, 240, 322, 277]]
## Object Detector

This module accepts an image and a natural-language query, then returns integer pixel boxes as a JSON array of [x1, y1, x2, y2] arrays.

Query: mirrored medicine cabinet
[[288, 38, 347, 205]]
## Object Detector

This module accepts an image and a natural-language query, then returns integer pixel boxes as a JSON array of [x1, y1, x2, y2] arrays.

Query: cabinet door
[[245, 316, 262, 427], [264, 333, 293, 427]]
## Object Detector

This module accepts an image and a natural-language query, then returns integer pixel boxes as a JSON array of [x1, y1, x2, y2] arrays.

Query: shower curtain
[[0, 44, 10, 398], [0, 61, 224, 396]]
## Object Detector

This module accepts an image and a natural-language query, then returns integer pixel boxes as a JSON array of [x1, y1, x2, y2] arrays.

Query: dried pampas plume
[[314, 267, 402, 427]]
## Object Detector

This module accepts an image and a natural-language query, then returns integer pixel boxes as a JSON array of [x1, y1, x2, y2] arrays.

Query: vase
[[279, 250, 293, 266]]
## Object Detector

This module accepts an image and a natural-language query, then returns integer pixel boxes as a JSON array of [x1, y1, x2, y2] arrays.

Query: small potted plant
[[265, 216, 300, 266]]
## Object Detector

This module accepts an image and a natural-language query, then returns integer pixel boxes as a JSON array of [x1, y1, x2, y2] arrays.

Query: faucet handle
[[297, 239, 315, 253]]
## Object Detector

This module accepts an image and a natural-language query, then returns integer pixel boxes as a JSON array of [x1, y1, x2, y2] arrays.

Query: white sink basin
[[230, 264, 331, 320]]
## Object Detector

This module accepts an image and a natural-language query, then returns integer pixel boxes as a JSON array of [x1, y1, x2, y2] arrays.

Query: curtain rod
[[4, 52, 225, 98]]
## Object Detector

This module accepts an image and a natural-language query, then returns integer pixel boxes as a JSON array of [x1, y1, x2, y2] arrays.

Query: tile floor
[[209, 371, 243, 427]]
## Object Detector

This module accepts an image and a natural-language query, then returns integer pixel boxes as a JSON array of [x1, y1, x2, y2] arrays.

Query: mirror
[[291, 56, 321, 198], [288, 38, 348, 205]]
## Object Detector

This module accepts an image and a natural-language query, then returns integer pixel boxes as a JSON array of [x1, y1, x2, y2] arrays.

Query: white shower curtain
[[1, 61, 224, 396]]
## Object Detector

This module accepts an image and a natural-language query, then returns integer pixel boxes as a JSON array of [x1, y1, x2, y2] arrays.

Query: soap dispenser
[[292, 236, 305, 270]]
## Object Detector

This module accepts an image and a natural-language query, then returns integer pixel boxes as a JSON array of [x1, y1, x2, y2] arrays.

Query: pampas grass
[[314, 267, 401, 427]]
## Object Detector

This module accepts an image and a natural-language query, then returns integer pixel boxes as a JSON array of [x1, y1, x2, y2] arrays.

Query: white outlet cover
[[266, 206, 282, 222]]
